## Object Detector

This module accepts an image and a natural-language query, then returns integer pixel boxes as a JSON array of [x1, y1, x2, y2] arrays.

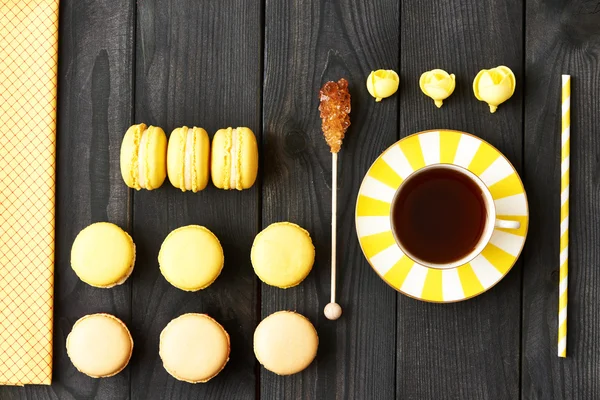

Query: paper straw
[[558, 75, 570, 358]]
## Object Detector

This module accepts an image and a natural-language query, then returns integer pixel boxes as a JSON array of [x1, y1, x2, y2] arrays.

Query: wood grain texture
[[0, 1, 136, 399], [261, 0, 398, 399], [522, 1, 600, 399], [3, 1, 600, 399], [397, 1, 523, 399], [130, 0, 261, 399]]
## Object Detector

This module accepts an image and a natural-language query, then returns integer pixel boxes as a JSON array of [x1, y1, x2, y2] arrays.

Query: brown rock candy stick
[[319, 78, 351, 320]]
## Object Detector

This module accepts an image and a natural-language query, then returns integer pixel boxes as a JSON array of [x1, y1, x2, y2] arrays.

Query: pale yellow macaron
[[167, 126, 210, 192], [251, 222, 315, 288], [254, 311, 318, 375], [71, 222, 135, 288], [211, 127, 258, 190], [158, 225, 224, 291], [120, 123, 167, 190], [160, 313, 230, 383], [66, 313, 133, 378]]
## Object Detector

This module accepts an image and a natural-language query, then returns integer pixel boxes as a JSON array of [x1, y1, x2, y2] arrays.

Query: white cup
[[391, 164, 520, 270]]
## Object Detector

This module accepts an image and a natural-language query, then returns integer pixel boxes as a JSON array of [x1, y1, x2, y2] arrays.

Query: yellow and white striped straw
[[558, 74, 570, 358]]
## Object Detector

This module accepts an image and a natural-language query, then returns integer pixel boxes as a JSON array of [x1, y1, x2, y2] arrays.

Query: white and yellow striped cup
[[391, 164, 521, 270]]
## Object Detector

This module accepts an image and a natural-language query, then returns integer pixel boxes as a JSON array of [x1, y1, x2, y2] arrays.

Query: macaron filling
[[184, 128, 195, 191], [137, 128, 149, 189], [229, 128, 239, 189]]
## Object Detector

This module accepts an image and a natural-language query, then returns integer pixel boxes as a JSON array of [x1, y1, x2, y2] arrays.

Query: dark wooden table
[[2, 0, 600, 399]]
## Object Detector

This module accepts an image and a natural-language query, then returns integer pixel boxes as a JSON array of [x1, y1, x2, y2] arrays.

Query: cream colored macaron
[[66, 313, 133, 378], [254, 311, 318, 375], [160, 313, 230, 383], [71, 222, 135, 288], [251, 222, 315, 288], [158, 225, 224, 291]]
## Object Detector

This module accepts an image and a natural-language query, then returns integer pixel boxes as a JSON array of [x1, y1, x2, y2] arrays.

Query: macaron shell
[[167, 127, 210, 192], [238, 127, 258, 189], [254, 311, 318, 375], [66, 313, 133, 378], [251, 222, 315, 288], [120, 123, 146, 189], [159, 313, 230, 383], [158, 225, 224, 291], [143, 125, 167, 190], [167, 127, 186, 189], [71, 222, 135, 288], [210, 128, 230, 189]]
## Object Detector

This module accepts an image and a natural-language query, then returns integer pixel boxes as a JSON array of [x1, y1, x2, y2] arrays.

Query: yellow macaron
[[211, 127, 258, 190], [66, 313, 133, 378], [254, 311, 318, 375], [120, 123, 167, 190], [158, 225, 224, 291], [71, 222, 135, 288], [251, 222, 315, 288], [167, 126, 210, 192], [160, 313, 230, 383]]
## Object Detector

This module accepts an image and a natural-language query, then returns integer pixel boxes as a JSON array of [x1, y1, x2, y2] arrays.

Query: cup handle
[[495, 219, 520, 229]]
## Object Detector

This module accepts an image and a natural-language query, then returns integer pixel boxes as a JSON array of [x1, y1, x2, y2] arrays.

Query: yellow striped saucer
[[355, 130, 528, 303]]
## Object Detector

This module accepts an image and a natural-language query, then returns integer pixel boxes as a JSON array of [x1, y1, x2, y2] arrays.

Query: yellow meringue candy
[[419, 69, 456, 108], [473, 66, 516, 113], [366, 69, 399, 102]]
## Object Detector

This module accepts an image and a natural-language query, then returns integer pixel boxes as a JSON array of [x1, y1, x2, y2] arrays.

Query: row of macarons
[[120, 124, 259, 192], [67, 310, 318, 382], [71, 221, 315, 291]]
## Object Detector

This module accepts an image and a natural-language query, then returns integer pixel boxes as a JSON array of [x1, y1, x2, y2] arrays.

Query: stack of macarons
[[120, 124, 258, 192]]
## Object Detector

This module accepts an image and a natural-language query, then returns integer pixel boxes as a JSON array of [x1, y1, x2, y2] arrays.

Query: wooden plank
[[397, 1, 524, 399], [261, 0, 398, 399], [0, 0, 136, 399], [522, 2, 600, 399], [130, 0, 261, 399]]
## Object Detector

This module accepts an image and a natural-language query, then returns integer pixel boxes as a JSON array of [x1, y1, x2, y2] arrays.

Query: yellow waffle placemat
[[0, 0, 58, 385]]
